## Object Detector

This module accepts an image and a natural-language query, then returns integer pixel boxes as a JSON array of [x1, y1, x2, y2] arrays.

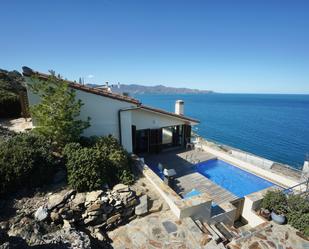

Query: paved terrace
[[144, 149, 239, 205]]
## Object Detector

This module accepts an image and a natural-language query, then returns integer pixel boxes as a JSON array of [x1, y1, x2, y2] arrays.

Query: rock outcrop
[[1, 184, 141, 248]]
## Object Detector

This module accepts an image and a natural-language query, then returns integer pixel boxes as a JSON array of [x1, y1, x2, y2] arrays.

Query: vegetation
[[286, 195, 309, 237], [0, 70, 135, 196], [64, 136, 134, 192], [0, 133, 57, 195], [28, 74, 90, 148], [0, 69, 25, 117], [261, 190, 309, 237], [287, 212, 309, 237], [261, 190, 287, 215], [63, 143, 108, 192]]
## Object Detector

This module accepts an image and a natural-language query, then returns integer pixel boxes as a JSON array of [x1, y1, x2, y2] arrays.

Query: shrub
[[261, 190, 309, 237], [64, 136, 134, 192], [118, 169, 135, 185], [286, 212, 309, 237], [0, 133, 57, 195], [261, 190, 287, 215], [64, 144, 110, 192], [287, 195, 309, 213]]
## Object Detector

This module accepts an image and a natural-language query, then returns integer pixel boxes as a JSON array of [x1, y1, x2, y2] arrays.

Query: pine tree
[[28, 74, 90, 148]]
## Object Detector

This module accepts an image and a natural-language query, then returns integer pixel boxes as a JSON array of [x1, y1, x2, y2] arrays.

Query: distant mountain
[[86, 83, 213, 95]]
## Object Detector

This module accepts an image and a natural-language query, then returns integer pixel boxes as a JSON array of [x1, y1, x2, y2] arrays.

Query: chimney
[[175, 100, 184, 115]]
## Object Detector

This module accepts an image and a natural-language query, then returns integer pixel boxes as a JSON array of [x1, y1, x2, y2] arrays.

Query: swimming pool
[[196, 159, 274, 197]]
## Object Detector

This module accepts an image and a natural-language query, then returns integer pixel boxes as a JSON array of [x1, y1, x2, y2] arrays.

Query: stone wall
[[1, 184, 142, 248]]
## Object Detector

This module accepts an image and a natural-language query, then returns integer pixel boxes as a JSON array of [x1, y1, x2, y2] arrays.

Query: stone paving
[[227, 222, 309, 249], [108, 210, 211, 249]]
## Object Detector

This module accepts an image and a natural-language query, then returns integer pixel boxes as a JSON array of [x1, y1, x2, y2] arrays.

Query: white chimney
[[175, 100, 184, 115]]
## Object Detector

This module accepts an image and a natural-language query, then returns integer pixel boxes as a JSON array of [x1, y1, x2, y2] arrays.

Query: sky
[[0, 0, 308, 94]]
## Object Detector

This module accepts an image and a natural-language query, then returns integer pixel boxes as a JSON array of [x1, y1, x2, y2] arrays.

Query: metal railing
[[283, 178, 309, 198]]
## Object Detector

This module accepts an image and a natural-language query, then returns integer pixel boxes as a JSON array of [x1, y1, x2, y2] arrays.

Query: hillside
[[87, 83, 213, 95]]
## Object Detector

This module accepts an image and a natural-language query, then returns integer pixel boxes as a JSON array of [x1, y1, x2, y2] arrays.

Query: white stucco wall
[[26, 78, 194, 153], [120, 110, 133, 153], [26, 79, 136, 141], [131, 108, 187, 130], [75, 90, 136, 138]]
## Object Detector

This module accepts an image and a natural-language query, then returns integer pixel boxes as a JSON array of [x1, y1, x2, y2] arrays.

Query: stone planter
[[271, 211, 286, 224]]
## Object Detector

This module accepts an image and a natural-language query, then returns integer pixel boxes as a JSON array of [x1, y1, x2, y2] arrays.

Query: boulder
[[87, 210, 103, 216], [50, 212, 61, 223], [47, 189, 76, 210], [149, 200, 163, 213], [114, 200, 122, 207], [101, 196, 109, 203], [71, 193, 86, 209], [85, 190, 103, 204], [62, 219, 72, 229], [135, 195, 148, 216], [83, 216, 97, 225], [106, 213, 121, 225], [112, 184, 129, 193], [87, 202, 103, 212], [34, 206, 48, 221], [93, 229, 106, 241]]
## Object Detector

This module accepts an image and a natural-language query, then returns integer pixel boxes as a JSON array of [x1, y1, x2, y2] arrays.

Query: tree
[[0, 69, 25, 117], [28, 74, 90, 148]]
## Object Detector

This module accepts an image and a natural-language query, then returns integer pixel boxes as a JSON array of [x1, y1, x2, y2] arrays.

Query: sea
[[135, 93, 309, 170]]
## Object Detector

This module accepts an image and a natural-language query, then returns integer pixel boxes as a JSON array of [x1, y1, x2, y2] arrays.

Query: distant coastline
[[87, 83, 214, 95]]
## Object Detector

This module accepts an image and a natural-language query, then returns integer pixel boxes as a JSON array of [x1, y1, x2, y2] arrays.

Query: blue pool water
[[196, 159, 274, 197]]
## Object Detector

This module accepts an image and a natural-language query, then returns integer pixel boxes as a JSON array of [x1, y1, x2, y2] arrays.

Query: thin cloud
[[87, 74, 94, 79]]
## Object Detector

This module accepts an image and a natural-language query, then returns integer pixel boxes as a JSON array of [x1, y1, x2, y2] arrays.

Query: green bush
[[0, 133, 57, 195], [64, 136, 134, 192], [64, 144, 110, 192], [261, 190, 287, 215], [118, 169, 135, 185], [287, 194, 309, 213], [262, 190, 309, 237], [286, 212, 309, 237]]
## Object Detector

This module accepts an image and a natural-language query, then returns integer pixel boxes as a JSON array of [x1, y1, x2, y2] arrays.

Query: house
[[22, 67, 199, 154]]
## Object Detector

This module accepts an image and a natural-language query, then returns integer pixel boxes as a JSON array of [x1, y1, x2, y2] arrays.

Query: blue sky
[[1, 0, 308, 93]]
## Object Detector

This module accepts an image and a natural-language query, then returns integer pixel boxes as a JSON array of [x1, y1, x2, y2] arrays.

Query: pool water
[[196, 159, 274, 197]]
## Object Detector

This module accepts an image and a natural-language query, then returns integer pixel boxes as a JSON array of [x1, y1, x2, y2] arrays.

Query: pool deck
[[144, 149, 239, 205]]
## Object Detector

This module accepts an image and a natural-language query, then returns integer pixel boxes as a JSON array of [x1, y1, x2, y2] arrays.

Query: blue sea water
[[196, 159, 274, 197], [136, 94, 309, 169]]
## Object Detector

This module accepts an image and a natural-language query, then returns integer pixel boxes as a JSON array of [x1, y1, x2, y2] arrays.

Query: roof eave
[[140, 105, 200, 124]]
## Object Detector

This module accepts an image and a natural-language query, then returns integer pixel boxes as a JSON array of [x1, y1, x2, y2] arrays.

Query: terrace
[[144, 149, 239, 205], [136, 138, 306, 230]]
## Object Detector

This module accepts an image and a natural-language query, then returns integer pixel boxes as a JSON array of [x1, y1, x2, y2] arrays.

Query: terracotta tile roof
[[22, 67, 199, 124]]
